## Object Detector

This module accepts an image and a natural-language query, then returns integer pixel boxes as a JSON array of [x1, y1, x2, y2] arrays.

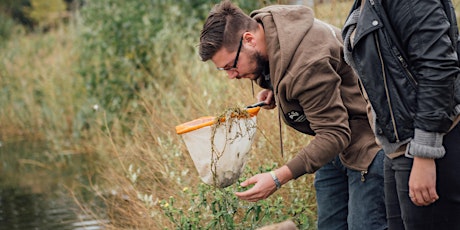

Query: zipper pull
[[397, 55, 408, 68], [361, 170, 368, 182]]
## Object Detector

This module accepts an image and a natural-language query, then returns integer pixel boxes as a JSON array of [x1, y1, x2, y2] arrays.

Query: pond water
[[0, 139, 107, 229]]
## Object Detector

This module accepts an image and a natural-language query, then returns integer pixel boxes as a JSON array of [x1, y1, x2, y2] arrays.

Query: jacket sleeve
[[382, 0, 458, 133], [285, 58, 351, 177]]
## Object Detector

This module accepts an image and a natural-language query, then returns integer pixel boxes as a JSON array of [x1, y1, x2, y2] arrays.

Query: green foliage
[[159, 182, 315, 229], [0, 14, 16, 45], [0, 0, 32, 27], [22, 0, 67, 28], [76, 0, 278, 124], [156, 165, 316, 230], [0, 0, 81, 31], [78, 0, 197, 115]]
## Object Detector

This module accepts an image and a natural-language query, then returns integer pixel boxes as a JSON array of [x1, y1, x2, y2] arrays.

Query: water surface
[[0, 139, 106, 229]]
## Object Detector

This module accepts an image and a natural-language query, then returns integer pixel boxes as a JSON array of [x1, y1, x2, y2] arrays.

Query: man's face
[[212, 41, 267, 81]]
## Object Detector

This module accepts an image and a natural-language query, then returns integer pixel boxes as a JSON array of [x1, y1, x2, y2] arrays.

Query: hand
[[408, 157, 439, 206], [234, 172, 277, 202], [256, 89, 276, 109]]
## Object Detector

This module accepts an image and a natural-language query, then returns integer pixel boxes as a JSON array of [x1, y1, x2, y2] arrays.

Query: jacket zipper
[[374, 33, 400, 142], [396, 53, 418, 87], [370, 0, 417, 87]]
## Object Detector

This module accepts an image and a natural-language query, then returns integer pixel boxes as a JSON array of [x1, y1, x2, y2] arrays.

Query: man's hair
[[199, 0, 259, 61]]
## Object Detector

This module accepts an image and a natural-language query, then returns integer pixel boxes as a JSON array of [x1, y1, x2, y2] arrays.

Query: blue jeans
[[314, 149, 387, 230], [384, 123, 460, 230]]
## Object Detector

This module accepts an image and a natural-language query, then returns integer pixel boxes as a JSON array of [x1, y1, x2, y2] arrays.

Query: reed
[[0, 21, 86, 141]]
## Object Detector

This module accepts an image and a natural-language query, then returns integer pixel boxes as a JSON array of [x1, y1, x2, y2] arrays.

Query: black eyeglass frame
[[217, 36, 243, 71]]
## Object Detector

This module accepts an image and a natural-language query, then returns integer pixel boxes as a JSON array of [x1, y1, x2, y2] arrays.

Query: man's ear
[[242, 32, 256, 47]]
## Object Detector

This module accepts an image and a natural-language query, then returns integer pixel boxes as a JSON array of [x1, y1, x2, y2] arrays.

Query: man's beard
[[252, 51, 268, 80], [237, 51, 268, 80]]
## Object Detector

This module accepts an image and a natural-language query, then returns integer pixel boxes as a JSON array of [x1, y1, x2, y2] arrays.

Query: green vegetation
[[23, 0, 67, 28], [2, 0, 459, 229]]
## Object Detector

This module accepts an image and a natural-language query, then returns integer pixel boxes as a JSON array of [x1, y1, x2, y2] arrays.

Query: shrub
[[76, 0, 278, 124], [22, 0, 67, 29], [0, 14, 16, 44]]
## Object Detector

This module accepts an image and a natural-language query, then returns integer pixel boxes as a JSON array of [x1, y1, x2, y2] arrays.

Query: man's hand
[[256, 89, 276, 109], [234, 172, 277, 202], [409, 157, 439, 206]]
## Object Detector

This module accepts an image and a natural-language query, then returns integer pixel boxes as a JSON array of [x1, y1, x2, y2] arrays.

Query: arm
[[235, 58, 352, 201], [286, 59, 351, 178], [383, 0, 458, 206], [384, 0, 457, 135]]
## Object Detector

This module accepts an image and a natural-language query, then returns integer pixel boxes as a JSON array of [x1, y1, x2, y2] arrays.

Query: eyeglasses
[[217, 36, 243, 71]]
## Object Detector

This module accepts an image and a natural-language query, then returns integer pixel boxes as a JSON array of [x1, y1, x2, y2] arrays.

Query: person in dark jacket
[[342, 0, 460, 229], [199, 1, 387, 229]]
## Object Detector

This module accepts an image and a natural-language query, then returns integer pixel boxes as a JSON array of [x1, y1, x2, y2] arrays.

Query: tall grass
[[0, 20, 87, 141], [2, 0, 460, 229]]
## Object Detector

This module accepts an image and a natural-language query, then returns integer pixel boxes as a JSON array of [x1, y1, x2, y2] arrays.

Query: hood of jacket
[[250, 5, 314, 84]]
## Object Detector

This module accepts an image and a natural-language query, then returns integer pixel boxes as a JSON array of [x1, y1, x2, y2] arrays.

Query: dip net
[[175, 107, 260, 188]]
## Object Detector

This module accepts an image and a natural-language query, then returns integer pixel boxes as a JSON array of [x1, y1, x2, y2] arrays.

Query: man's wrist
[[269, 171, 282, 189]]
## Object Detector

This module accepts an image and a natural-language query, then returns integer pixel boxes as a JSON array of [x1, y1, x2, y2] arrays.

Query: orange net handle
[[175, 107, 260, 134]]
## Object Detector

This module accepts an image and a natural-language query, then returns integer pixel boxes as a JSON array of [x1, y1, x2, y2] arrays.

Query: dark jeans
[[315, 150, 387, 230], [384, 123, 460, 230]]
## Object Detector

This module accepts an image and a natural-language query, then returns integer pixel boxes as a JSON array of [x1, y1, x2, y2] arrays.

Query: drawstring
[[251, 80, 284, 158], [278, 107, 284, 158], [251, 80, 255, 98]]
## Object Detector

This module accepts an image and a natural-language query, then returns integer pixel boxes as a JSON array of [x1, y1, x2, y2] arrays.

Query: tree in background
[[22, 0, 67, 30], [0, 0, 82, 31]]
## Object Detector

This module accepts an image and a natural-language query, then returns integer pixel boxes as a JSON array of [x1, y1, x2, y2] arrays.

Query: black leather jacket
[[342, 0, 459, 143]]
